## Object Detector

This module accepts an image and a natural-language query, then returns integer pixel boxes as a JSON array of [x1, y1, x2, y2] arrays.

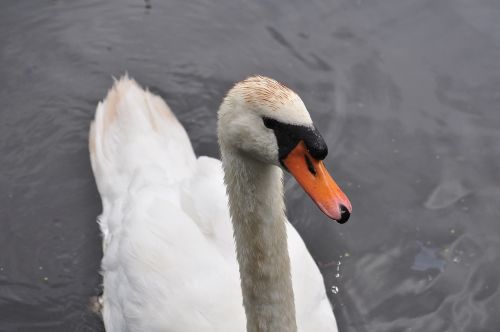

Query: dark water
[[1, 0, 499, 331]]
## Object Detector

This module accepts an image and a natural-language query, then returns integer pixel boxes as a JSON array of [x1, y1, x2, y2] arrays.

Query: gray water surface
[[1, 0, 499, 331]]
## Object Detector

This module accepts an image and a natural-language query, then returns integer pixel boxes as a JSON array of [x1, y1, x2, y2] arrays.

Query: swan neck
[[221, 148, 297, 332]]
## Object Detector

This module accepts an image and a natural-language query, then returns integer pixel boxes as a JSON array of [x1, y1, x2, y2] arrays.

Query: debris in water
[[89, 296, 103, 315]]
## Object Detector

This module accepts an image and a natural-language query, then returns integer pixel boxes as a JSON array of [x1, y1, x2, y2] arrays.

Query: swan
[[89, 75, 352, 332]]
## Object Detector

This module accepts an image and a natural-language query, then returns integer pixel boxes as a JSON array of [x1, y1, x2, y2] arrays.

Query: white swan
[[89, 75, 352, 332]]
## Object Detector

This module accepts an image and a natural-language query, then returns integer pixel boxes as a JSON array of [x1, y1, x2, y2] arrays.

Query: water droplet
[[344, 252, 350, 257], [335, 273, 340, 278], [452, 256, 461, 263], [42, 277, 48, 282], [331, 286, 339, 294], [337, 261, 341, 266]]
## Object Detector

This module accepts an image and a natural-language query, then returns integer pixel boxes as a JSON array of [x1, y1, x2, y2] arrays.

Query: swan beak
[[282, 141, 352, 223]]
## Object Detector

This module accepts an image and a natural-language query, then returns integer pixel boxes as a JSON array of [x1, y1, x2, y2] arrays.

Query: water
[[1, 0, 499, 331]]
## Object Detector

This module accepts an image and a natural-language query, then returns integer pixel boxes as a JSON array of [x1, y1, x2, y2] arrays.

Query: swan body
[[90, 76, 345, 331]]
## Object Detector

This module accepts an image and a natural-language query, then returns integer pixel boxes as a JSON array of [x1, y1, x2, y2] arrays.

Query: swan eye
[[304, 154, 316, 175]]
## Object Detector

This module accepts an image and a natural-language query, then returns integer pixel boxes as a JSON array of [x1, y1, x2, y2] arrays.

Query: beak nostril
[[304, 154, 316, 176], [338, 205, 350, 224]]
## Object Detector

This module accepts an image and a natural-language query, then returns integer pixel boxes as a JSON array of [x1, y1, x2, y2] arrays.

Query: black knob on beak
[[338, 205, 350, 224]]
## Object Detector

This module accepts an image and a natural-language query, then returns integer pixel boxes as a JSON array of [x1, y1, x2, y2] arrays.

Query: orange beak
[[282, 141, 352, 223]]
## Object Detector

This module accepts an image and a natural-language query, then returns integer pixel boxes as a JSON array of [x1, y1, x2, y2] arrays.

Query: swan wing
[[90, 76, 245, 331], [288, 224, 338, 331], [100, 181, 244, 332]]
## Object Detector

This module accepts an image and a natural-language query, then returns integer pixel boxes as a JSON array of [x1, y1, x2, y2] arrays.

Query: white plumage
[[89, 76, 338, 331]]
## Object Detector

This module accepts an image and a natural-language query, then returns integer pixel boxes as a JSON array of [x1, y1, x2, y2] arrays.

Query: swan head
[[218, 76, 352, 223]]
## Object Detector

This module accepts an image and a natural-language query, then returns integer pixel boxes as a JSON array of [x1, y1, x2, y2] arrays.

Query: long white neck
[[220, 145, 297, 332]]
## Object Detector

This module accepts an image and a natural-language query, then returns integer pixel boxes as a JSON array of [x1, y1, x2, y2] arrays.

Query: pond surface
[[1, 0, 499, 331]]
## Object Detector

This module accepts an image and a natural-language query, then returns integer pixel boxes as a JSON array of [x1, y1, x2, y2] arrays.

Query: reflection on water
[[411, 242, 445, 272], [424, 181, 469, 210], [1, 0, 499, 331]]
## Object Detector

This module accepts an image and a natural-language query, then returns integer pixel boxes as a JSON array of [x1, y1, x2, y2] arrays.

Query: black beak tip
[[338, 205, 350, 224]]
